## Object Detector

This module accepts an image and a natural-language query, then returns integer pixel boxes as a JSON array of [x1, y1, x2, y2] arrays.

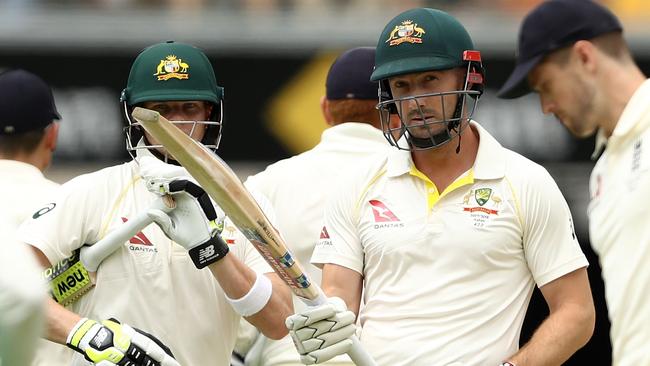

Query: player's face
[[388, 69, 463, 138], [141, 100, 212, 142], [528, 57, 598, 138]]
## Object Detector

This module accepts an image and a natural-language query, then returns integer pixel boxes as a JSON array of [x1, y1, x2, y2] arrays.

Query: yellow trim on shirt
[[409, 167, 475, 211], [98, 175, 141, 238], [504, 176, 524, 229], [354, 167, 387, 219]]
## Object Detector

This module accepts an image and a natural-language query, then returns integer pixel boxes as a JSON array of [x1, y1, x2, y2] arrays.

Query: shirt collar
[[592, 79, 650, 156], [0, 159, 45, 179], [386, 121, 506, 180]]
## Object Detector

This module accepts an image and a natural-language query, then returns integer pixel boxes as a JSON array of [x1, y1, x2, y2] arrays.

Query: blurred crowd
[[5, 0, 648, 18]]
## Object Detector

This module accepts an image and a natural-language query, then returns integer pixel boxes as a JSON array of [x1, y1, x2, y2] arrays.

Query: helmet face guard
[[376, 51, 484, 151], [122, 100, 223, 160]]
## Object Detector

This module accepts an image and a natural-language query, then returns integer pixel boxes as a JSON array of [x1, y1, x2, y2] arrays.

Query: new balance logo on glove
[[199, 245, 216, 262]]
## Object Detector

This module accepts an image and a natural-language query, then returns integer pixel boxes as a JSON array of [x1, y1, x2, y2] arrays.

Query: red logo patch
[[320, 226, 330, 239], [369, 200, 400, 222], [121, 217, 153, 245]]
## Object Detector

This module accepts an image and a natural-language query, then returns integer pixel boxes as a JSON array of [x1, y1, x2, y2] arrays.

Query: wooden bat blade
[[132, 107, 320, 301]]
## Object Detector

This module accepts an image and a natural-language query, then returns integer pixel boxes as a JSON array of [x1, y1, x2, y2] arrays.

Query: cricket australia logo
[[462, 188, 501, 228], [385, 20, 426, 46], [474, 188, 492, 206], [154, 55, 190, 81]]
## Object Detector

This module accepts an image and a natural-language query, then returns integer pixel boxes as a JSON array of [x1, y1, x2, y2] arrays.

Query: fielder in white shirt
[[499, 1, 650, 365], [0, 216, 47, 366], [17, 41, 292, 366], [0, 68, 77, 366], [239, 47, 390, 366], [287, 8, 595, 366]]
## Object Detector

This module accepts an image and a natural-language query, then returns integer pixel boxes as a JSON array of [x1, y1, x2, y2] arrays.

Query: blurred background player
[[16, 40, 292, 366], [237, 46, 389, 366], [0, 68, 75, 365], [497, 0, 650, 364], [0, 218, 47, 366], [286, 7, 595, 366]]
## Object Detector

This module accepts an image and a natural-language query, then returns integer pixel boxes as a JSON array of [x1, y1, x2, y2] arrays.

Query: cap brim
[[496, 54, 544, 99], [370, 56, 461, 81]]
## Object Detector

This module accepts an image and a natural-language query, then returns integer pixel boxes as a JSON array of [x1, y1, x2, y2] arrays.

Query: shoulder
[[58, 161, 135, 196], [502, 148, 557, 187]]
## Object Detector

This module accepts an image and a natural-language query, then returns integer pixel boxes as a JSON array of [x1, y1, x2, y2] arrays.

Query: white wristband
[[226, 273, 273, 317]]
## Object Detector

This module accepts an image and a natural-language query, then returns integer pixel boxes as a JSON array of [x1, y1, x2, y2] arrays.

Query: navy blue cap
[[0, 69, 61, 135], [326, 47, 378, 100], [497, 0, 622, 99]]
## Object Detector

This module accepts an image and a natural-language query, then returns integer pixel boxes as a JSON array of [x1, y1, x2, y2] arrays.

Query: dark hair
[[0, 127, 47, 156]]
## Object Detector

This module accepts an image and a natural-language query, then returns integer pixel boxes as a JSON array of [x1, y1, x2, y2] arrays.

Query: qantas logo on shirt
[[318, 226, 333, 247], [369, 200, 404, 229], [121, 217, 153, 245], [121, 217, 157, 254], [320, 226, 330, 239]]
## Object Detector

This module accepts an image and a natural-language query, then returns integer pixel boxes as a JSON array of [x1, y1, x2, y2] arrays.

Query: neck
[[411, 123, 479, 192], [601, 61, 647, 137]]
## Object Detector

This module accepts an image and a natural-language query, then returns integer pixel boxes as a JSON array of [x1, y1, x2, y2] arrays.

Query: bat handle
[[80, 195, 175, 271], [301, 287, 378, 366]]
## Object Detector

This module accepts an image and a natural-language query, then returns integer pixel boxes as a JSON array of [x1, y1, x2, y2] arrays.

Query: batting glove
[[66, 318, 179, 366], [146, 178, 229, 268], [285, 297, 357, 365]]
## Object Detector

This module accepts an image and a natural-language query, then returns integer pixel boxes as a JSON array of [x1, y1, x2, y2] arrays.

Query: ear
[[205, 102, 214, 120], [44, 122, 60, 152], [573, 40, 598, 73], [320, 95, 334, 126]]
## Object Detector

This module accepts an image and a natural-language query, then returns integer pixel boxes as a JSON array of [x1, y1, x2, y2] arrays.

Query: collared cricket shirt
[[313, 122, 588, 366], [589, 79, 650, 366]]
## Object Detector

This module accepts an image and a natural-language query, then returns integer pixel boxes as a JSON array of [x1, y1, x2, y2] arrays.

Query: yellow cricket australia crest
[[385, 20, 426, 46], [153, 55, 190, 81]]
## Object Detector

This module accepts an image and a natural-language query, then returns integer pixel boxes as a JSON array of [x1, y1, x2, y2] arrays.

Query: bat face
[[131, 107, 318, 300]]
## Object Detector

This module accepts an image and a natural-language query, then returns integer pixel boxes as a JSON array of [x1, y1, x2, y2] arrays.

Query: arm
[[321, 263, 364, 316], [505, 267, 595, 366], [208, 256, 292, 339], [30, 246, 180, 366]]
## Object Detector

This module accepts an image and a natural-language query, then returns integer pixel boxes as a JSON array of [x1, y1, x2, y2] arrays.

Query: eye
[[424, 74, 438, 82], [392, 80, 407, 89]]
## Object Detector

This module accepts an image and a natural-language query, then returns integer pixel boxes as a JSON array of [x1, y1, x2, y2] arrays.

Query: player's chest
[[357, 179, 521, 261]]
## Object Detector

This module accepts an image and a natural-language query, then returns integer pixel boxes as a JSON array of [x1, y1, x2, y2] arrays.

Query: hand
[[285, 297, 357, 365], [66, 318, 180, 366], [146, 178, 229, 268]]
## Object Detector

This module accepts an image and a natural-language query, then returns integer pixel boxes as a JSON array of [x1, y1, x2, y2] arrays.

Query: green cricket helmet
[[371, 8, 485, 151], [120, 40, 225, 155]]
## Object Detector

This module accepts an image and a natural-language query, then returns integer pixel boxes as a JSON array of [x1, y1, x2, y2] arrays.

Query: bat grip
[[80, 196, 174, 271], [300, 286, 378, 366]]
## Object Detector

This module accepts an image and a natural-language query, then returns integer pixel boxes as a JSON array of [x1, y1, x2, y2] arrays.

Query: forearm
[[208, 254, 292, 339], [507, 302, 594, 366]]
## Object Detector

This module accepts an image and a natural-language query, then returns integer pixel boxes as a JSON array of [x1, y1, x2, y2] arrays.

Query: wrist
[[188, 233, 229, 268]]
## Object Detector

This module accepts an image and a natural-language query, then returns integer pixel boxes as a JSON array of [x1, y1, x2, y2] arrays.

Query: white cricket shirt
[[17, 149, 273, 366], [0, 216, 46, 366], [313, 122, 588, 366], [243, 123, 389, 365], [588, 79, 650, 366], [0, 159, 76, 365]]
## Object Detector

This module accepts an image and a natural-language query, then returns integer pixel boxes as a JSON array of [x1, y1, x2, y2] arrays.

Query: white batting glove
[[285, 297, 357, 365], [146, 178, 229, 268]]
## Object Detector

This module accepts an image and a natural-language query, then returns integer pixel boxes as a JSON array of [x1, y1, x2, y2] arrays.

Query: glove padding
[[66, 318, 180, 366], [146, 178, 229, 268], [285, 297, 356, 365]]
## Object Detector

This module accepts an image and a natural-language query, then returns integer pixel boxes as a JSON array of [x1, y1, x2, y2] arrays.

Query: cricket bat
[[45, 195, 174, 305], [132, 107, 377, 366]]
